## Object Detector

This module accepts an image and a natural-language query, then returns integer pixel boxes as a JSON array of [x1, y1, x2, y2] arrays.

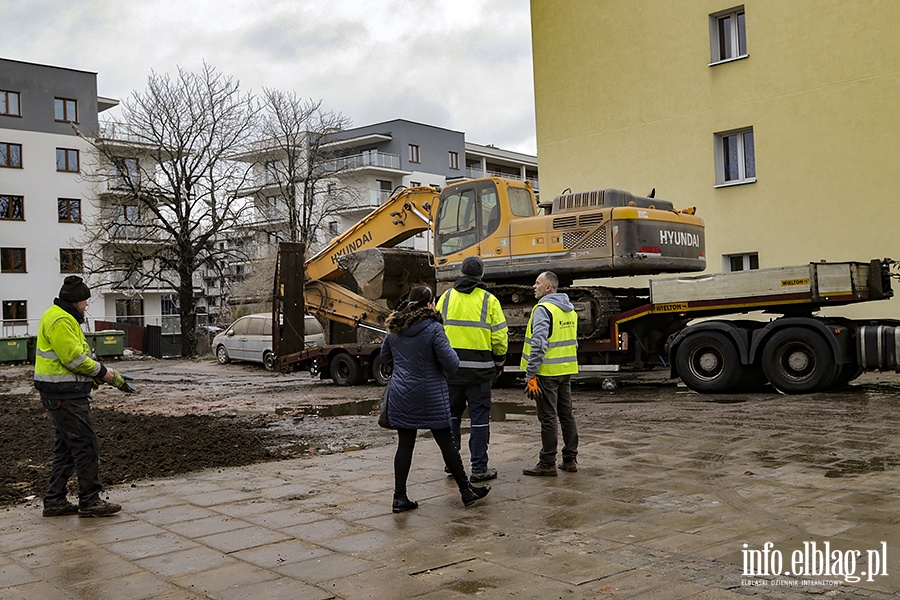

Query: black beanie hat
[[59, 275, 91, 302], [461, 256, 484, 278]]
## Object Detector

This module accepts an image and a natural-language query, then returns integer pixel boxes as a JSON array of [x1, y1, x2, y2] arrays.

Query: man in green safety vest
[[438, 256, 508, 482], [521, 271, 579, 476], [34, 276, 134, 517]]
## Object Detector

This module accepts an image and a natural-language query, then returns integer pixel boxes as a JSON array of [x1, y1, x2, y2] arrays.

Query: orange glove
[[525, 376, 543, 401]]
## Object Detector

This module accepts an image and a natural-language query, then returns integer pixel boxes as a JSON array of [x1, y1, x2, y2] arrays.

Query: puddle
[[252, 399, 540, 420], [824, 455, 900, 478]]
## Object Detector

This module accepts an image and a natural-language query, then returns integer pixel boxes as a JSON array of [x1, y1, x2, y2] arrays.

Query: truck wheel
[[330, 353, 362, 386], [675, 331, 742, 393], [832, 362, 863, 388], [216, 345, 230, 365], [371, 354, 392, 386], [762, 328, 835, 394], [263, 350, 276, 372]]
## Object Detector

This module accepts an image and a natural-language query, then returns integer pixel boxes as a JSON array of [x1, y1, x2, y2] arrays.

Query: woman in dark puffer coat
[[381, 285, 491, 513]]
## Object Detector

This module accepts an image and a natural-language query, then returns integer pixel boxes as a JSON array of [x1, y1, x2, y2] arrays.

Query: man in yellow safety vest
[[521, 271, 579, 476], [34, 275, 134, 517], [438, 256, 508, 482]]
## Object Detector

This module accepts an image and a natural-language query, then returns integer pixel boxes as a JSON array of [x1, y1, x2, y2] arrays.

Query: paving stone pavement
[[1, 425, 899, 599]]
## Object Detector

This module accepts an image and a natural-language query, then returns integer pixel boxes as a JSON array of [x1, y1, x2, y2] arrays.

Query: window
[[724, 252, 759, 272], [1, 91, 20, 116], [2, 300, 27, 326], [507, 186, 536, 217], [54, 97, 78, 122], [56, 148, 79, 172], [264, 160, 281, 184], [408, 144, 420, 163], [1, 248, 26, 272], [58, 198, 81, 223], [161, 294, 179, 334], [436, 186, 477, 256], [111, 157, 139, 188], [0, 143, 22, 168], [59, 249, 84, 273], [329, 221, 340, 235], [710, 6, 747, 64], [714, 127, 755, 185], [449, 151, 459, 170], [112, 204, 140, 223], [0, 195, 24, 220], [116, 298, 144, 327]]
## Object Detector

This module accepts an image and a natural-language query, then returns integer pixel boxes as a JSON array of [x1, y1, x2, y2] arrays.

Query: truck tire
[[330, 353, 363, 386], [762, 328, 836, 394], [675, 331, 742, 393], [371, 354, 392, 386], [263, 351, 276, 372]]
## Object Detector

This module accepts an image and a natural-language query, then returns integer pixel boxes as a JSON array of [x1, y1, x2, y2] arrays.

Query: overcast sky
[[2, 0, 537, 154]]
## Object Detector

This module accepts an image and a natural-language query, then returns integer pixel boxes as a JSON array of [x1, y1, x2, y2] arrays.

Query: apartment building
[[531, 1, 900, 319], [210, 119, 538, 319], [0, 58, 118, 335]]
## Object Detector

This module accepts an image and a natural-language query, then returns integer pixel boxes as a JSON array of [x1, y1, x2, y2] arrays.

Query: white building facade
[[0, 58, 118, 336]]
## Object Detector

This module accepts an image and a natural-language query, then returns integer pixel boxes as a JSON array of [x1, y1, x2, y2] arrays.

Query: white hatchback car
[[213, 314, 325, 370]]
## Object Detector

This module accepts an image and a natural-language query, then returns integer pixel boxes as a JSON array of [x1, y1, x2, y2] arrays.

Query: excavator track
[[487, 284, 622, 342]]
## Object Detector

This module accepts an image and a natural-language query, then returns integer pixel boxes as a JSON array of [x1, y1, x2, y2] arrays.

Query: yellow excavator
[[276, 176, 704, 371]]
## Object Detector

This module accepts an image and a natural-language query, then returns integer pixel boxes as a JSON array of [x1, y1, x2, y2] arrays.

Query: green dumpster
[[93, 330, 125, 357], [0, 337, 29, 363]]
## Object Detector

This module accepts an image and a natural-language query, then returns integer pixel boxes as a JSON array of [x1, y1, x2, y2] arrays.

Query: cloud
[[0, 0, 536, 153]]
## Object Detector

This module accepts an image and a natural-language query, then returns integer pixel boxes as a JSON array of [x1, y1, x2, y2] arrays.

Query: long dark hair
[[398, 285, 434, 312]]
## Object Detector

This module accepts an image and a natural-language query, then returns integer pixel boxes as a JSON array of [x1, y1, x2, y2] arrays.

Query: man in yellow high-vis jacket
[[438, 256, 508, 482], [521, 271, 579, 477], [34, 276, 131, 517]]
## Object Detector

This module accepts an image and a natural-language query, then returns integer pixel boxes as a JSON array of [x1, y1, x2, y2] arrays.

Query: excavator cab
[[433, 178, 536, 283]]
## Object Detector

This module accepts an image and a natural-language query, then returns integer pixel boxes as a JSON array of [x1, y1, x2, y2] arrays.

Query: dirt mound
[[0, 393, 277, 505]]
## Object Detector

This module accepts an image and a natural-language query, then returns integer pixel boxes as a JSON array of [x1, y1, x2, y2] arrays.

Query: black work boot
[[78, 499, 122, 518], [42, 501, 79, 517], [558, 459, 578, 473], [461, 484, 491, 507], [523, 462, 558, 477], [392, 494, 419, 514]]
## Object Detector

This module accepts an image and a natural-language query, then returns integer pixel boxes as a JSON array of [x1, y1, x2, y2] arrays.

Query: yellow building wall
[[531, 0, 900, 318]]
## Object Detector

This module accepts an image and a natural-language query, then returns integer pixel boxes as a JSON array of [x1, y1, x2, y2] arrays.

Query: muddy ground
[[3, 356, 899, 507]]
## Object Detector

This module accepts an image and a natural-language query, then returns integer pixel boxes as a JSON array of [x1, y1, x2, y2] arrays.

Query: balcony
[[465, 168, 539, 190]]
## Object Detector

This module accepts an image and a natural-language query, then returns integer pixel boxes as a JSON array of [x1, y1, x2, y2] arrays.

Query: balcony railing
[[466, 168, 539, 189], [327, 151, 400, 171], [98, 122, 151, 145]]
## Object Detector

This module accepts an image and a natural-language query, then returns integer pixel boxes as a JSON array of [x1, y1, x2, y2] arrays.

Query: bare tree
[[81, 64, 259, 357], [258, 89, 354, 251]]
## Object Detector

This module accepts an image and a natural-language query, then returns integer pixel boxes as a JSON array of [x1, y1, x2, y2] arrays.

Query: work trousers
[[448, 380, 493, 472], [534, 375, 578, 465], [394, 428, 468, 495], [42, 396, 103, 507]]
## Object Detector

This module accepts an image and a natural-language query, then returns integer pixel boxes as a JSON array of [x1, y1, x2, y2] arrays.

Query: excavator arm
[[302, 186, 440, 331]]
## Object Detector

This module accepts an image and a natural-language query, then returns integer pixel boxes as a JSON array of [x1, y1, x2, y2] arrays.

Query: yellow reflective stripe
[[34, 373, 93, 383], [64, 353, 89, 371], [547, 339, 577, 348], [458, 359, 495, 368]]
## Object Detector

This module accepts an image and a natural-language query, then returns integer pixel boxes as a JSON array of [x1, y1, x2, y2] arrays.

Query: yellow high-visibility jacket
[[34, 304, 105, 401], [438, 287, 508, 384]]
